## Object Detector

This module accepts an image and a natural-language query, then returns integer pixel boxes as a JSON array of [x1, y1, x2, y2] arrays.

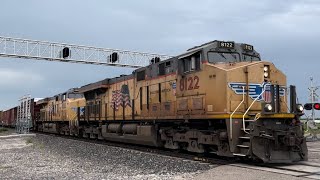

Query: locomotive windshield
[[208, 51, 260, 63], [68, 93, 84, 99], [208, 52, 240, 63], [243, 54, 260, 61]]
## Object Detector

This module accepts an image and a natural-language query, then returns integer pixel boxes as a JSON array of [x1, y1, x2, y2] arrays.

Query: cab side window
[[158, 61, 172, 76], [182, 53, 201, 73]]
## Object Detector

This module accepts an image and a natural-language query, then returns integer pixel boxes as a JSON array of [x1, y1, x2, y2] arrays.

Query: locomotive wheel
[[187, 140, 205, 153]]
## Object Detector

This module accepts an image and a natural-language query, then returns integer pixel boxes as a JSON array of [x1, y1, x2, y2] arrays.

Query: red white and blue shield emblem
[[228, 82, 285, 102]]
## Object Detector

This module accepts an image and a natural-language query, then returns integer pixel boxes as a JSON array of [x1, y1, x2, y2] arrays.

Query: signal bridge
[[0, 36, 173, 68]]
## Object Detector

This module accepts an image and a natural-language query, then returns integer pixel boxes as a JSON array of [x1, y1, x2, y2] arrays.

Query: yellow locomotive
[[36, 88, 85, 134], [37, 41, 307, 163]]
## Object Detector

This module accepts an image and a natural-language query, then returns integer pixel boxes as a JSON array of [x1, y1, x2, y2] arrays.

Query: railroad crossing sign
[[305, 77, 320, 131]]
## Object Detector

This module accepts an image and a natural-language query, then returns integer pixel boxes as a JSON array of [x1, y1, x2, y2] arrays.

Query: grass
[[304, 123, 320, 135], [0, 165, 12, 170], [25, 138, 33, 145], [31, 141, 44, 150], [0, 128, 8, 133]]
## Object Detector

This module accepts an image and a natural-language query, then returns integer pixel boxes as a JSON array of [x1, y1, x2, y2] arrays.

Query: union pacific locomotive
[[35, 41, 307, 163]]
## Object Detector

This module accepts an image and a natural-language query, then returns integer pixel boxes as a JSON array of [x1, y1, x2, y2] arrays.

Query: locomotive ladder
[[0, 36, 173, 68], [232, 83, 269, 157]]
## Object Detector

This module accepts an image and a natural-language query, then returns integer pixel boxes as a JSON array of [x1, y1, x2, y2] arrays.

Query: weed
[[26, 138, 33, 144], [0, 128, 8, 133]]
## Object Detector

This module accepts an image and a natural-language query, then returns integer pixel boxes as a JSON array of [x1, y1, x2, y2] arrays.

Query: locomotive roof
[[53, 88, 81, 97], [79, 78, 110, 93], [36, 97, 51, 105], [36, 88, 83, 104], [79, 74, 135, 93], [79, 40, 259, 94]]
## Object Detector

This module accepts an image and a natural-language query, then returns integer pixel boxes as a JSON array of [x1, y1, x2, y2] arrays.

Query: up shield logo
[[228, 82, 285, 102]]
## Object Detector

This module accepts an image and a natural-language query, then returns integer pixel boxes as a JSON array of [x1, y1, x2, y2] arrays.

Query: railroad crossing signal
[[306, 77, 320, 124], [304, 103, 320, 110]]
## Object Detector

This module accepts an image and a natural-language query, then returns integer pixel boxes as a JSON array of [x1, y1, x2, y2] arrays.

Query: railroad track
[[34, 131, 320, 180], [233, 162, 320, 179]]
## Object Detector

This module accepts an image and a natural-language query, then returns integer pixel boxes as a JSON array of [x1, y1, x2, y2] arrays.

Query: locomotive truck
[[36, 40, 307, 163]]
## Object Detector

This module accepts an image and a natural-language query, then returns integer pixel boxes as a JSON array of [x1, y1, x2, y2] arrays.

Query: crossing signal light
[[109, 52, 119, 63], [314, 103, 320, 110], [304, 103, 313, 110], [304, 103, 320, 110]]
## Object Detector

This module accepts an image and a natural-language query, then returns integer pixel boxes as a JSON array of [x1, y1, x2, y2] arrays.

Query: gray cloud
[[0, 0, 320, 114], [0, 68, 44, 87]]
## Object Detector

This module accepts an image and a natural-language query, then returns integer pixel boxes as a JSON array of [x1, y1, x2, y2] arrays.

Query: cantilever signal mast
[[0, 36, 173, 68]]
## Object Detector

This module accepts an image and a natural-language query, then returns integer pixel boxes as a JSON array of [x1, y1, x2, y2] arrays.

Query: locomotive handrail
[[230, 86, 245, 141], [242, 83, 270, 134], [254, 113, 261, 121]]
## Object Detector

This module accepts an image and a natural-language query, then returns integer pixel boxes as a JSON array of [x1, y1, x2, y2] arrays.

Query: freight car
[[1, 98, 42, 129], [37, 41, 307, 163], [1, 107, 17, 127], [0, 110, 3, 126]]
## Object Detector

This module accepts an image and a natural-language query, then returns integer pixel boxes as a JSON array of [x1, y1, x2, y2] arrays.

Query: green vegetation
[[25, 138, 33, 144], [304, 123, 320, 135], [0, 128, 8, 133], [0, 165, 12, 170], [32, 141, 44, 150]]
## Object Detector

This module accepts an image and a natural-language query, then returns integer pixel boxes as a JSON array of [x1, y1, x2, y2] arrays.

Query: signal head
[[304, 103, 313, 110], [314, 103, 320, 110]]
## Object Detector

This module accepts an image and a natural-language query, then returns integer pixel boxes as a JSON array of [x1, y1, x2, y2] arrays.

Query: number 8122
[[180, 76, 200, 91]]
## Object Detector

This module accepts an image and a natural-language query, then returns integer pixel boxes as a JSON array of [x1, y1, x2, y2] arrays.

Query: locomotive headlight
[[264, 65, 270, 78], [264, 104, 273, 112], [296, 104, 304, 113]]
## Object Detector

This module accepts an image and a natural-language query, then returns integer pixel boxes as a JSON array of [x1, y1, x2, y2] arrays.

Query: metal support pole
[[310, 77, 315, 122]]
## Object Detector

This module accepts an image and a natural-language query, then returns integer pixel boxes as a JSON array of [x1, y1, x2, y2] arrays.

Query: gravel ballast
[[0, 134, 318, 180], [0, 134, 211, 179]]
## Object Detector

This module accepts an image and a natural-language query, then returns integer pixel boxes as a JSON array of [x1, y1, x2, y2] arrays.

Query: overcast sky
[[1, 0, 320, 116]]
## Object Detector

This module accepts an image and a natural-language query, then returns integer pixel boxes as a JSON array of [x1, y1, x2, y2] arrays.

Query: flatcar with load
[[36, 40, 307, 163]]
